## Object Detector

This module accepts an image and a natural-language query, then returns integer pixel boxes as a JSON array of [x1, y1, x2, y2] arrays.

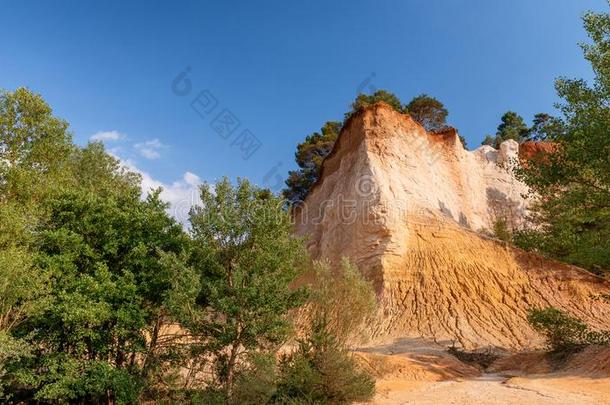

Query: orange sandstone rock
[[294, 103, 610, 350]]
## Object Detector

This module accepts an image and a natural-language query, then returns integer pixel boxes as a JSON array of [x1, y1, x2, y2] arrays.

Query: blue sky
[[1, 0, 606, 210]]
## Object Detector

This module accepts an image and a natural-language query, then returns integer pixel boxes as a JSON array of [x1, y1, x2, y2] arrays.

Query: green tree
[[8, 187, 186, 403], [275, 319, 375, 404], [528, 307, 610, 352], [494, 111, 529, 147], [0, 204, 48, 398], [175, 178, 308, 397], [526, 113, 565, 141], [345, 89, 403, 120], [0, 88, 188, 403], [404, 94, 449, 132], [492, 218, 512, 242], [306, 259, 376, 342], [273, 259, 376, 404], [0, 88, 73, 399], [481, 134, 496, 147], [0, 87, 74, 206], [283, 121, 341, 204], [285, 90, 405, 204], [528, 307, 588, 352], [515, 6, 610, 274]]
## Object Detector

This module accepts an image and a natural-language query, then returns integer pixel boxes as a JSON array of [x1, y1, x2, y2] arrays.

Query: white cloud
[[91, 131, 198, 225], [183, 171, 201, 186], [135, 138, 166, 160], [120, 159, 202, 225], [90, 130, 123, 142]]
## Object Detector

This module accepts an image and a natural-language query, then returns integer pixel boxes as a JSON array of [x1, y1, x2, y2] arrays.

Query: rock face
[[294, 103, 610, 349]]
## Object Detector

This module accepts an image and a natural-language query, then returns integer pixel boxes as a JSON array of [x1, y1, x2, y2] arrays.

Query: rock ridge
[[295, 102, 610, 349]]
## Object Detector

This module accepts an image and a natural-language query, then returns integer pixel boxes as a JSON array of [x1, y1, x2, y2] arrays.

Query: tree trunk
[[225, 343, 239, 397], [141, 314, 163, 379]]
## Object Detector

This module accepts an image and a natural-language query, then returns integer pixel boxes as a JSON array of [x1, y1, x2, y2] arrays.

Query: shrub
[[585, 330, 610, 346], [266, 259, 377, 404], [527, 307, 588, 351], [232, 353, 279, 405], [307, 259, 377, 342], [492, 218, 512, 242], [275, 319, 375, 404]]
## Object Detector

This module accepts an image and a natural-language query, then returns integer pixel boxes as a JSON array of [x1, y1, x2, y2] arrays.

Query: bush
[[275, 320, 375, 404], [527, 307, 589, 351], [276, 256, 377, 403], [232, 353, 279, 405], [492, 218, 512, 242], [307, 259, 377, 342]]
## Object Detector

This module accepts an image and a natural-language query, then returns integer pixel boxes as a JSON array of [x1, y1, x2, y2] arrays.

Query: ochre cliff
[[294, 102, 610, 349]]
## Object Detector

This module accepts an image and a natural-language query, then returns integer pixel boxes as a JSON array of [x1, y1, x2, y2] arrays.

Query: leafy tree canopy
[[0, 88, 74, 206], [481, 134, 496, 147], [0, 88, 188, 403], [345, 90, 403, 120], [481, 111, 564, 148], [170, 178, 309, 397], [515, 6, 610, 274], [283, 121, 341, 204], [404, 93, 449, 132], [481, 111, 530, 148], [527, 113, 566, 141]]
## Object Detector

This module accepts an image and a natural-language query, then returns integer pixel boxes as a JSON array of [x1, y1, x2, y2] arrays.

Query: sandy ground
[[373, 374, 610, 404], [357, 338, 610, 405]]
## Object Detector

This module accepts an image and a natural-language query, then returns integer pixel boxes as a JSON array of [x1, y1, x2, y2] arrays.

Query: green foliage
[[492, 218, 512, 242], [0, 88, 71, 398], [232, 353, 279, 404], [284, 121, 341, 204], [307, 259, 377, 342], [0, 87, 74, 206], [515, 7, 610, 274], [481, 134, 495, 146], [8, 188, 186, 402], [174, 178, 308, 395], [0, 203, 48, 334], [271, 259, 376, 404], [483, 111, 529, 148], [481, 112, 563, 146], [345, 89, 403, 120], [1, 88, 377, 403], [275, 319, 375, 404], [527, 307, 610, 352], [285, 91, 404, 204], [404, 93, 449, 132], [220, 259, 377, 404], [497, 111, 529, 143], [512, 228, 544, 252], [0, 332, 31, 398], [0, 88, 188, 403], [527, 113, 565, 141], [528, 307, 588, 351]]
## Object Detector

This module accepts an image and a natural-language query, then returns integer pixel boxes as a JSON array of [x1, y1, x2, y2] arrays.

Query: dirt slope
[[294, 102, 610, 350]]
